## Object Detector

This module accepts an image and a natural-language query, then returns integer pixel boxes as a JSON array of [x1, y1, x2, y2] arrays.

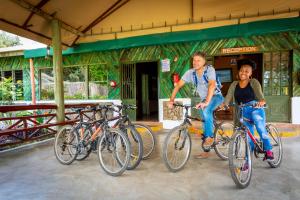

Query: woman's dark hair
[[237, 58, 257, 70]]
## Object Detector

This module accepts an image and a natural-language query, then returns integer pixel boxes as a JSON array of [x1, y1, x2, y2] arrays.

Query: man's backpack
[[192, 65, 222, 93]]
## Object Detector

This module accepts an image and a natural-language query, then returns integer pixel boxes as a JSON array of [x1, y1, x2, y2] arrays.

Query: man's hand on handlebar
[[195, 102, 208, 109], [168, 100, 174, 109]]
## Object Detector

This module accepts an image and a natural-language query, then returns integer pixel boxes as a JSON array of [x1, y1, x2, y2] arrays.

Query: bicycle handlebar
[[108, 103, 137, 113], [225, 103, 267, 109]]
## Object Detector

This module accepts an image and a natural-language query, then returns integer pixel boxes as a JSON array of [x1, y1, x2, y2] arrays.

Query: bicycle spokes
[[163, 127, 191, 172]]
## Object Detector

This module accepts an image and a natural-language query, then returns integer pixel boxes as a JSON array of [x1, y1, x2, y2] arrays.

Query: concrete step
[[148, 121, 300, 138]]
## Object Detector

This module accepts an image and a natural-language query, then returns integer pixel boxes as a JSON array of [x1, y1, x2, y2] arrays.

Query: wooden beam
[[82, 0, 123, 33], [0, 18, 71, 47], [191, 0, 194, 21], [10, 0, 85, 36], [23, 0, 50, 27], [71, 0, 130, 46]]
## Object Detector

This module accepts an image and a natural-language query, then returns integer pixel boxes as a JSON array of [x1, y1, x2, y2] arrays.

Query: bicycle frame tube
[[239, 106, 264, 153]]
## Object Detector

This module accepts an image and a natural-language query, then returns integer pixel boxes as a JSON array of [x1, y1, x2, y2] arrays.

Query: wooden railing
[[0, 103, 98, 149]]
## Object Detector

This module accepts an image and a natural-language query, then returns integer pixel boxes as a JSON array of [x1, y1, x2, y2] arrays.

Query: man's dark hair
[[192, 51, 206, 59]]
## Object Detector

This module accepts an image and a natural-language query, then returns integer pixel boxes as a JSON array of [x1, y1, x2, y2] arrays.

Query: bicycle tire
[[133, 123, 156, 160], [214, 122, 234, 160], [228, 130, 252, 189], [97, 128, 131, 176], [122, 125, 143, 170], [163, 126, 191, 172], [266, 124, 283, 168], [54, 125, 79, 165]]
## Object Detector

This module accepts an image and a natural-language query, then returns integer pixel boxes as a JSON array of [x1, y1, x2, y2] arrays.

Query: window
[[0, 70, 23, 101], [89, 65, 108, 99], [40, 65, 108, 100], [63, 66, 86, 100], [263, 52, 290, 96], [40, 68, 54, 100]]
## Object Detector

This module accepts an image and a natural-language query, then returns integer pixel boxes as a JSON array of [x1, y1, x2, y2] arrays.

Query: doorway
[[136, 61, 158, 121]]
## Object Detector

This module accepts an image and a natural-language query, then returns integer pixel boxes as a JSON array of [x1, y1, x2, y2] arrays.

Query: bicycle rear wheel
[[133, 123, 156, 160], [54, 125, 79, 165], [266, 124, 283, 168], [97, 128, 131, 176], [214, 122, 234, 160], [228, 130, 252, 189], [163, 126, 191, 172]]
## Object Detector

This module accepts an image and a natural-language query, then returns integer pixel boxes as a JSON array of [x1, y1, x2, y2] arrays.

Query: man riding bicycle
[[168, 51, 224, 158]]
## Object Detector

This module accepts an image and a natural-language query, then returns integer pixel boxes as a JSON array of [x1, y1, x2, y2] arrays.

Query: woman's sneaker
[[264, 150, 274, 161], [241, 162, 249, 171]]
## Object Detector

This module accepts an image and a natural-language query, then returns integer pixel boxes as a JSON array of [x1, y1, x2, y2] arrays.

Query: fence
[[0, 103, 98, 150]]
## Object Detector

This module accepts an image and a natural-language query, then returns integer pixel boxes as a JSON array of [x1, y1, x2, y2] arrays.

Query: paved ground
[[0, 131, 299, 200]]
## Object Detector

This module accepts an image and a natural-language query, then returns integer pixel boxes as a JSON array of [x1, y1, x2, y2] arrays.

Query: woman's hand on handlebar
[[255, 100, 266, 108], [217, 103, 226, 111]]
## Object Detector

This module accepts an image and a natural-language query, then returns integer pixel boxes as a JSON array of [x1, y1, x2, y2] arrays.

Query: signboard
[[221, 47, 259, 54], [161, 59, 170, 72]]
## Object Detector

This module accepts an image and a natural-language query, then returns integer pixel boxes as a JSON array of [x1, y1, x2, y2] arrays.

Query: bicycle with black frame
[[105, 103, 144, 170], [109, 103, 156, 160], [162, 103, 234, 172], [54, 105, 131, 176]]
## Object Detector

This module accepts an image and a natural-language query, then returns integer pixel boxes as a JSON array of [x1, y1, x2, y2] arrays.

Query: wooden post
[[85, 66, 89, 99], [29, 58, 36, 104], [52, 19, 65, 123]]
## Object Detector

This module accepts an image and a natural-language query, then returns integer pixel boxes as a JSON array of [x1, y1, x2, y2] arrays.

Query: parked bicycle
[[109, 103, 156, 160], [163, 103, 234, 172], [106, 104, 144, 170], [228, 103, 283, 188], [54, 105, 131, 176]]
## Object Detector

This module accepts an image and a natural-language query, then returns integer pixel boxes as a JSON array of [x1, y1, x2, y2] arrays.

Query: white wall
[[291, 97, 300, 124], [159, 98, 191, 129]]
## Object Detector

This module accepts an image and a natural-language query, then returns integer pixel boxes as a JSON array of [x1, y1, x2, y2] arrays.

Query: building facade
[[1, 17, 300, 123]]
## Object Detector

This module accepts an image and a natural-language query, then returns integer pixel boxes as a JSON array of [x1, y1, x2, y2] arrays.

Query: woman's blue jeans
[[199, 94, 224, 138], [242, 102, 272, 151]]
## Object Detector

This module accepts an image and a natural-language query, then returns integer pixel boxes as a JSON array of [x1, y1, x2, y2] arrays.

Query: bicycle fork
[[174, 129, 188, 150]]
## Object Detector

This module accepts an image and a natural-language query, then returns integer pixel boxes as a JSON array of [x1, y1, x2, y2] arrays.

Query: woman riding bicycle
[[220, 58, 274, 161]]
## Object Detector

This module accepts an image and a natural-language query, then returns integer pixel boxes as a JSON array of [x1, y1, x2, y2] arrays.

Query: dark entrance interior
[[136, 61, 158, 121], [214, 53, 263, 119]]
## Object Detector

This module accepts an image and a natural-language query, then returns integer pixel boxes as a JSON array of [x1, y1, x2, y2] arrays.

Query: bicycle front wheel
[[228, 130, 252, 189], [163, 126, 191, 172], [54, 125, 79, 165], [97, 128, 131, 176], [133, 123, 156, 160], [214, 122, 234, 160], [266, 124, 283, 168]]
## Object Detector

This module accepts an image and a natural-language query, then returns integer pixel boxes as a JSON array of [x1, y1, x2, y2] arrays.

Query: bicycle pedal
[[202, 146, 211, 152]]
